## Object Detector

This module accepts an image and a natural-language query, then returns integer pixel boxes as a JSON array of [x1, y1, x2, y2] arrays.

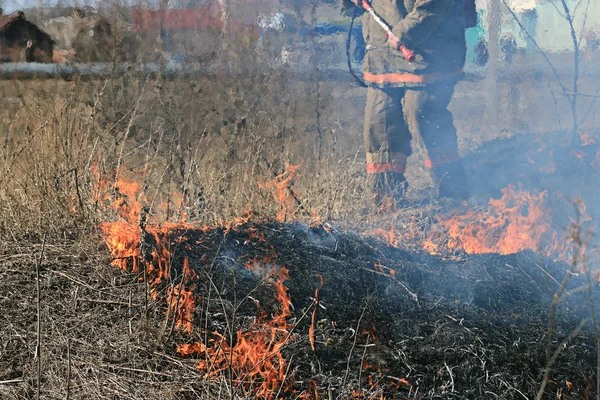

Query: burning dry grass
[[1, 68, 600, 399], [61, 161, 595, 398], [368, 184, 576, 264], [0, 74, 387, 399], [2, 219, 598, 399]]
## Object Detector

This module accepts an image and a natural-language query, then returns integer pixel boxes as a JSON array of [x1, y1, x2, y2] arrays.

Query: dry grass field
[[2, 36, 600, 398]]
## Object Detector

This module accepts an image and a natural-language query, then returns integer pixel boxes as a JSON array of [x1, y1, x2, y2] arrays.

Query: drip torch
[[360, 0, 416, 62]]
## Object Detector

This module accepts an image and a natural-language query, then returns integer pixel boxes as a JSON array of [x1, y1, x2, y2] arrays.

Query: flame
[[95, 167, 199, 337], [299, 380, 319, 400], [166, 282, 196, 333], [177, 266, 294, 398], [309, 274, 324, 352], [368, 185, 569, 261], [369, 227, 402, 249], [431, 185, 554, 255], [225, 209, 253, 233], [257, 162, 302, 222], [97, 164, 583, 398], [578, 130, 596, 146], [309, 288, 318, 352], [95, 167, 299, 397], [101, 219, 142, 272], [98, 179, 144, 271]]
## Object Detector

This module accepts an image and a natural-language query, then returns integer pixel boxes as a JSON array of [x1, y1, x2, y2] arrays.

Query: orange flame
[[368, 185, 569, 261], [177, 266, 294, 398], [309, 288, 318, 352], [257, 162, 302, 222], [299, 380, 319, 400], [578, 130, 596, 147], [369, 226, 402, 249], [96, 167, 299, 397], [95, 167, 199, 336], [166, 282, 196, 333], [98, 177, 145, 271], [429, 185, 564, 256]]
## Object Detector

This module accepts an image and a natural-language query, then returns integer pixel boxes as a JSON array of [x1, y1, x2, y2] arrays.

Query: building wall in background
[[475, 0, 600, 53]]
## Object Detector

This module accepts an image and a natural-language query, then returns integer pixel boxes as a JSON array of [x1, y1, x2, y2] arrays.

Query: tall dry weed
[[0, 64, 389, 244]]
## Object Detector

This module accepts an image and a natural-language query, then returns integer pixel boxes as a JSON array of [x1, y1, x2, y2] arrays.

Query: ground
[[0, 43, 600, 399], [1, 221, 598, 399]]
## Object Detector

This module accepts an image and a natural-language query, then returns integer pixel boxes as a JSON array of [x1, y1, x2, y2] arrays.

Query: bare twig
[[128, 290, 133, 335], [549, 318, 588, 367], [536, 209, 583, 400], [559, 0, 581, 138], [578, 88, 600, 127], [76, 298, 141, 307], [0, 379, 26, 385], [0, 120, 50, 187], [342, 306, 367, 389], [274, 354, 295, 400], [500, 0, 567, 96], [309, 0, 323, 163], [49, 270, 132, 299], [360, 267, 418, 302], [66, 338, 71, 400], [35, 235, 46, 400], [115, 83, 146, 182], [357, 333, 370, 394], [102, 364, 176, 378], [580, 241, 600, 397], [444, 362, 455, 393], [547, 82, 563, 130], [577, 0, 592, 46], [73, 168, 86, 220]]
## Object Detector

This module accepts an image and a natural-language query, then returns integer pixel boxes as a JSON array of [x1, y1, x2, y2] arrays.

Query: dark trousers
[[363, 79, 465, 193]]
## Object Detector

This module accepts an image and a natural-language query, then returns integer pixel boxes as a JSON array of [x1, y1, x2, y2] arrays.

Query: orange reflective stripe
[[366, 152, 408, 165], [424, 152, 459, 168], [363, 69, 463, 84], [366, 162, 406, 174]]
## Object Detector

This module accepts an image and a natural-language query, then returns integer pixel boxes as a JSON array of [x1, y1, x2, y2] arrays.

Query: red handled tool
[[360, 0, 416, 62]]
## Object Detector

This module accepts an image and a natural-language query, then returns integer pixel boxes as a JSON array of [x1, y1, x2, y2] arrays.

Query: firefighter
[[344, 0, 471, 206]]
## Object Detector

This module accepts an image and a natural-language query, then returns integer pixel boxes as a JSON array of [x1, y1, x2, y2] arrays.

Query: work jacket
[[361, 0, 467, 88]]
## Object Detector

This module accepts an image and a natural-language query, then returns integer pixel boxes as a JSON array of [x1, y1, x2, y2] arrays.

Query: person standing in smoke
[[342, 0, 472, 208]]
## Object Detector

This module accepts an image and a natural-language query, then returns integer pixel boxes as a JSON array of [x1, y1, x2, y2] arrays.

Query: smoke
[[10, 0, 599, 253]]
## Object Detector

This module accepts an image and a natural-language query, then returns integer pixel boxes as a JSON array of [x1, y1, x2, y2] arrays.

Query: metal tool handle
[[361, 0, 416, 63]]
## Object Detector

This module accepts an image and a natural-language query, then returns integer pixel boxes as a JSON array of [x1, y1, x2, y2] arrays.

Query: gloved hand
[[386, 32, 400, 51]]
